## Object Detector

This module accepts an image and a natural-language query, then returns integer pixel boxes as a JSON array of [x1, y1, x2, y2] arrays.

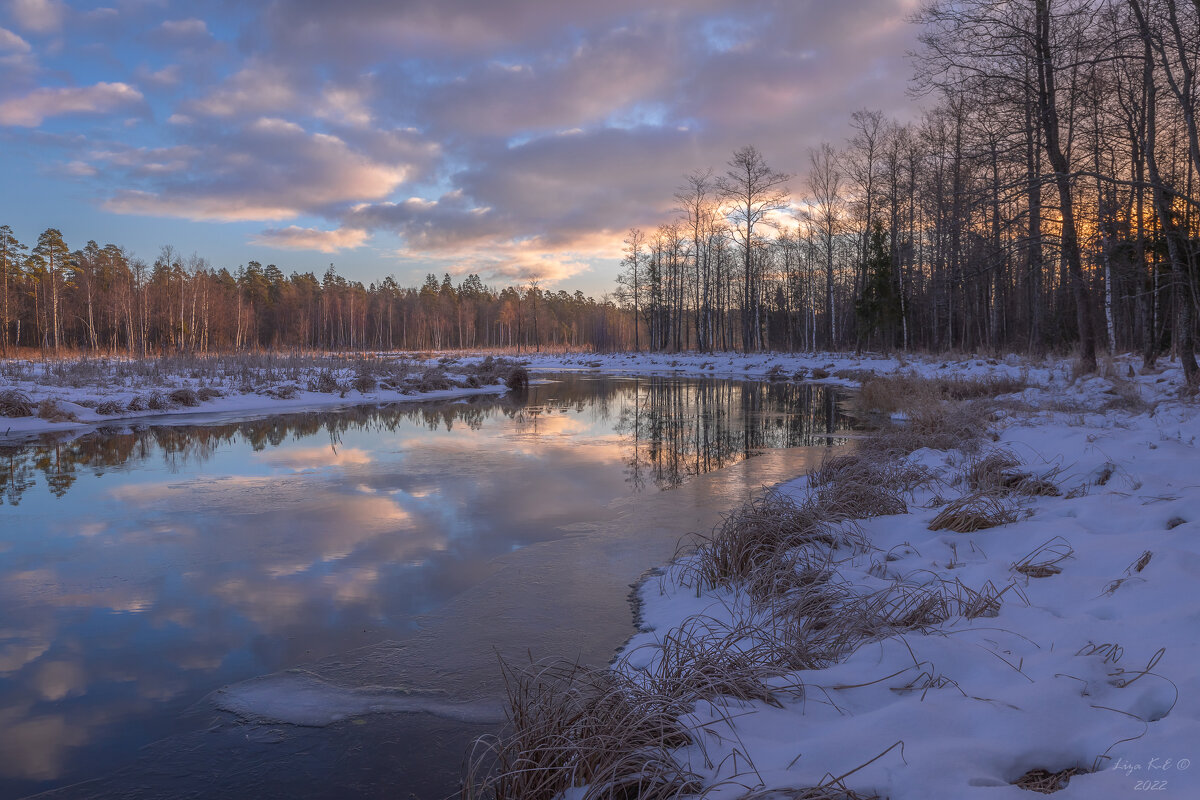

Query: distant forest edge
[[2, 1, 1199, 379]]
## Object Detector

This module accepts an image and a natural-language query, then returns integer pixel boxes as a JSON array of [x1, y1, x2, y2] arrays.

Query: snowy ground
[[609, 354, 1200, 799], [0, 353, 516, 440]]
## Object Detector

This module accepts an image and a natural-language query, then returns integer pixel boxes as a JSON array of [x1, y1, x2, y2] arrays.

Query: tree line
[[616, 0, 1200, 378], [2, 1, 1197, 370], [0, 229, 633, 355]]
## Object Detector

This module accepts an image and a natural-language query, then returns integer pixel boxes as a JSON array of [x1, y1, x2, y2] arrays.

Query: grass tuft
[[169, 387, 199, 407], [0, 389, 34, 417], [95, 400, 125, 415], [1013, 766, 1087, 794], [1011, 537, 1074, 578], [463, 659, 702, 800], [928, 491, 1020, 532], [506, 366, 530, 391], [36, 398, 78, 422], [966, 449, 1061, 497]]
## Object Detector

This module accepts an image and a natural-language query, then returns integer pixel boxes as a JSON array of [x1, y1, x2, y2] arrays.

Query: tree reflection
[[616, 377, 849, 490], [0, 376, 852, 503]]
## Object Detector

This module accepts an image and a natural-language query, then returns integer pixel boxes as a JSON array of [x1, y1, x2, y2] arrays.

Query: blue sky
[[0, 0, 920, 295]]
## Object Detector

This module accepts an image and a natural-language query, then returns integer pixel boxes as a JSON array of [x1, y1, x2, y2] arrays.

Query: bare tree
[[716, 146, 789, 352], [807, 143, 845, 349]]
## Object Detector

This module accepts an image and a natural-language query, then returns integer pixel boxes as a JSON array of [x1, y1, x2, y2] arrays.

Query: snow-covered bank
[[458, 353, 1198, 799], [516, 349, 1056, 385], [606, 357, 1199, 799], [0, 353, 521, 440]]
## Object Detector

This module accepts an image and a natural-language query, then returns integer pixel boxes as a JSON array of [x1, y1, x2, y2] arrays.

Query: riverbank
[[470, 353, 1200, 799], [0, 353, 521, 440], [1, 348, 1166, 441]]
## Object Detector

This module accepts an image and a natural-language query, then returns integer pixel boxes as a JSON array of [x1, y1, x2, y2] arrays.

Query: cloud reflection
[[0, 376, 851, 793]]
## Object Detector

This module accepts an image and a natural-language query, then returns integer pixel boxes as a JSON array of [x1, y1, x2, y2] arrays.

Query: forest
[[616, 0, 1200, 380], [0, 233, 631, 356], [1, 0, 1198, 380]]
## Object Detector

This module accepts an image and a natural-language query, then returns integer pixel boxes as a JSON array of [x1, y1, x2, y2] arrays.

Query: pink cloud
[[251, 225, 370, 253], [100, 119, 412, 222], [0, 82, 144, 127], [8, 0, 65, 33]]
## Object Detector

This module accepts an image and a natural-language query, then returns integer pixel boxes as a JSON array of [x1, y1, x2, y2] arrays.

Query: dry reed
[[1013, 766, 1087, 794], [463, 659, 703, 800], [928, 491, 1020, 532], [0, 389, 34, 417]]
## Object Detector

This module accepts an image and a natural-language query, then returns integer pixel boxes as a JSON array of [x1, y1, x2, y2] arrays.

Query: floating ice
[[212, 671, 505, 727]]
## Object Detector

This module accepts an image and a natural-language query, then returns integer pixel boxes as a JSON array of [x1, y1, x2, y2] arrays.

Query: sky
[[0, 0, 922, 296]]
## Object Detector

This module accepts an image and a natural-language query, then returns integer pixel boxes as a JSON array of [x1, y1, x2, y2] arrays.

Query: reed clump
[[966, 448, 1061, 497], [1013, 766, 1088, 794], [506, 365, 530, 391], [463, 659, 703, 800], [169, 387, 200, 407], [0, 389, 34, 417], [37, 398, 77, 422], [928, 491, 1020, 532]]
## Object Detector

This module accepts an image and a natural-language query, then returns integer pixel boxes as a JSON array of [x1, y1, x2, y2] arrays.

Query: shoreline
[[469, 353, 1200, 799]]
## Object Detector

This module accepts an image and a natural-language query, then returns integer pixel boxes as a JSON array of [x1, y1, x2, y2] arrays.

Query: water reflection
[[1, 376, 849, 505], [0, 375, 850, 798]]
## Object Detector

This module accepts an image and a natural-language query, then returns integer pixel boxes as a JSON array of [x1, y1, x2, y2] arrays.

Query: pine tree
[[854, 221, 901, 352]]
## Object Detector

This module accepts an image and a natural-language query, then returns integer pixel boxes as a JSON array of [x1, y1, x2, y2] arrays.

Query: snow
[[603, 352, 1200, 798], [0, 355, 511, 440]]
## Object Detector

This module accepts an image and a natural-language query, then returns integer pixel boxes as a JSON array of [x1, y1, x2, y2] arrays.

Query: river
[[0, 373, 853, 799]]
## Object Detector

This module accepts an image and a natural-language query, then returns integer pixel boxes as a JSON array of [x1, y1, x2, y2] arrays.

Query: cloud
[[100, 118, 411, 222], [158, 18, 208, 39], [422, 24, 677, 137], [7, 0, 65, 33], [260, 0, 728, 61], [251, 225, 370, 253], [0, 81, 144, 127], [186, 62, 375, 128], [185, 62, 297, 117], [134, 63, 182, 88], [0, 25, 31, 52]]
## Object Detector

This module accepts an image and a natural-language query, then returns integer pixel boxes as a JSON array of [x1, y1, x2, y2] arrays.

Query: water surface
[[0, 374, 852, 799]]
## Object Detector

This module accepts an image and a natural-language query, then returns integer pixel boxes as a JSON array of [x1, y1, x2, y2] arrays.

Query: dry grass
[[855, 374, 1026, 416], [463, 659, 703, 800], [741, 786, 879, 799], [308, 370, 340, 393], [928, 491, 1020, 532], [1013, 766, 1087, 794], [965, 449, 1061, 497], [36, 398, 78, 422], [95, 399, 125, 415], [506, 365, 530, 391], [629, 614, 803, 707], [169, 387, 199, 407], [683, 490, 847, 591], [810, 452, 934, 497], [0, 389, 34, 417], [811, 482, 907, 520], [1100, 377, 1151, 414], [854, 373, 1027, 456], [1011, 537, 1074, 578], [351, 373, 378, 393]]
